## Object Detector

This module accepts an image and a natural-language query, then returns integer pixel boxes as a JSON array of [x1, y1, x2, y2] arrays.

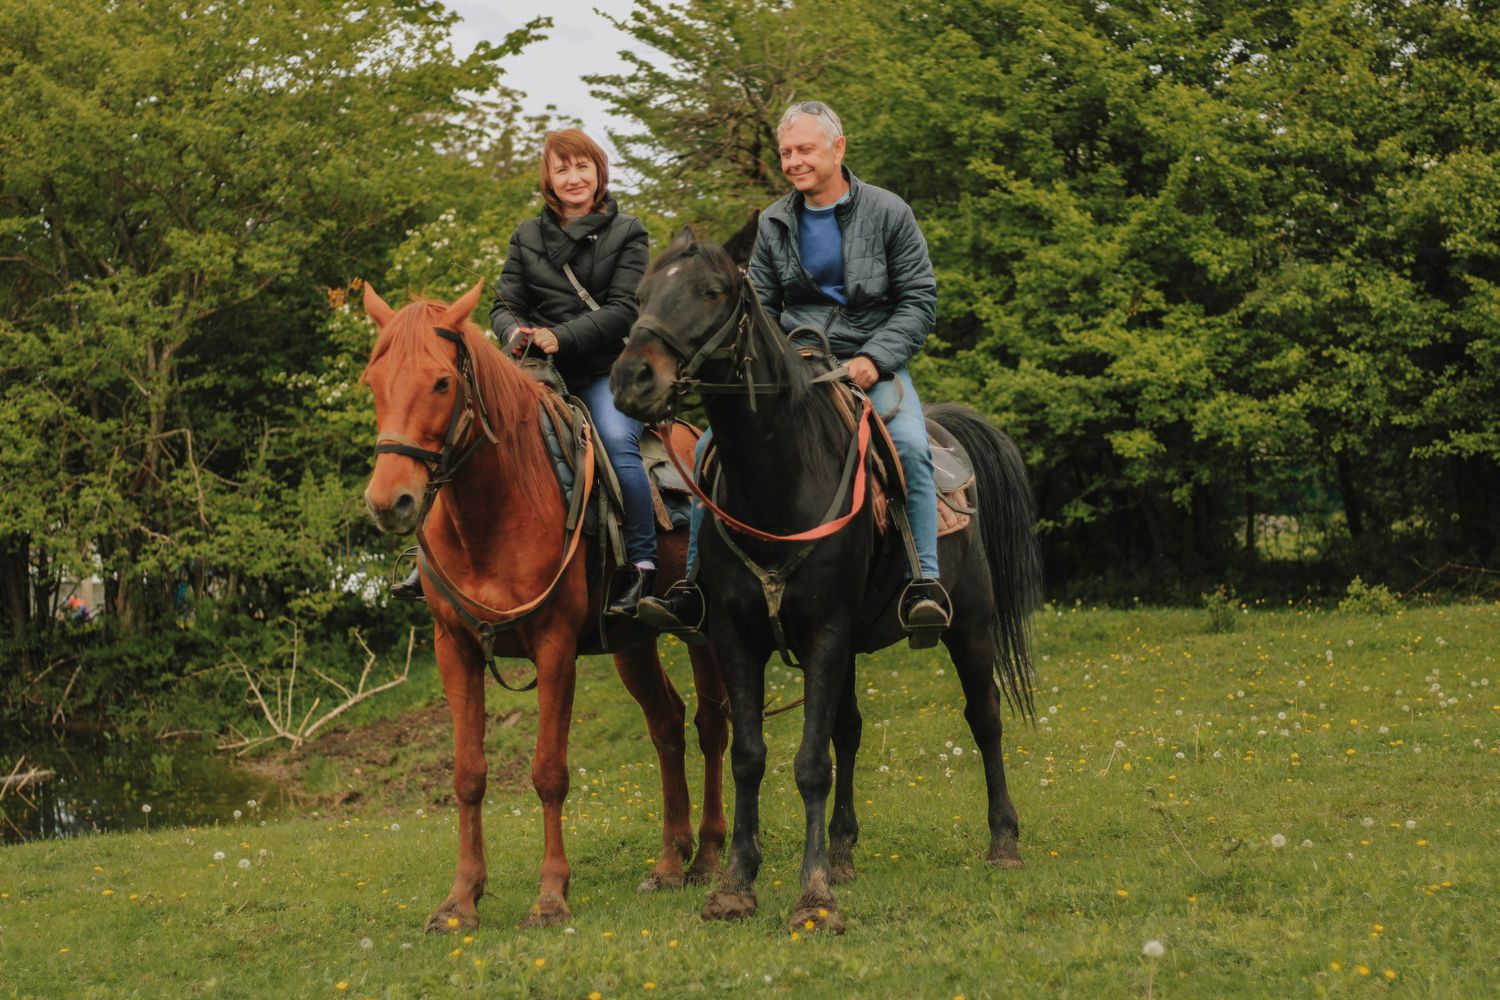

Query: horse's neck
[[431, 394, 562, 565], [703, 383, 845, 529]]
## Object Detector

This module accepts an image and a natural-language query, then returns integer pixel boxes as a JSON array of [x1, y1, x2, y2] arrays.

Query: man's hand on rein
[[844, 355, 879, 390]]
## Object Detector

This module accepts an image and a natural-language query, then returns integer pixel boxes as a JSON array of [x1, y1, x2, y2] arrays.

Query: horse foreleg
[[827, 655, 861, 884], [701, 637, 767, 923], [788, 631, 851, 934], [426, 625, 489, 934], [945, 618, 1023, 869], [686, 643, 728, 885], [520, 637, 578, 927], [611, 642, 694, 891]]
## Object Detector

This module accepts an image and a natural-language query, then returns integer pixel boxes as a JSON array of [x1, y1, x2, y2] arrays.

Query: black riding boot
[[900, 578, 951, 649], [605, 567, 656, 618], [635, 580, 708, 644], [391, 567, 424, 602]]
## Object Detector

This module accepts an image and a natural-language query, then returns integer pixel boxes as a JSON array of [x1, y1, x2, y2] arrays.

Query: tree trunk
[[1335, 450, 1366, 539]]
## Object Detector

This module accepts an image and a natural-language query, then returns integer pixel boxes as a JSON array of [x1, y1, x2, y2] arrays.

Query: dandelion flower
[[533, 958, 545, 969], [1142, 939, 1164, 958], [1383, 970, 1397, 981], [1330, 961, 1341, 971], [1115, 889, 1129, 898], [335, 982, 349, 991], [446, 917, 460, 929], [1357, 965, 1370, 977]]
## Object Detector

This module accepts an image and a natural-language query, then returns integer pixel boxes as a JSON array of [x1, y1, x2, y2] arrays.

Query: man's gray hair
[[778, 101, 844, 145]]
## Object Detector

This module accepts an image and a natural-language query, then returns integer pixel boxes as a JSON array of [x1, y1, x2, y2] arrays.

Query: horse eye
[[702, 286, 723, 299], [434, 375, 452, 393]]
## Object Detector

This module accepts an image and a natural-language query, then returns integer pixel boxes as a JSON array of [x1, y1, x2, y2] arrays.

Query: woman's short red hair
[[540, 128, 610, 218]]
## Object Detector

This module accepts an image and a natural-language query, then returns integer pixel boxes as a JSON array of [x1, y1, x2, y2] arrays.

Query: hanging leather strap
[[562, 262, 602, 312], [655, 395, 873, 544]]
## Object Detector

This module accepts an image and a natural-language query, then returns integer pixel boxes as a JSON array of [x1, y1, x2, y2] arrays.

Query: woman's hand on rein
[[522, 326, 560, 354]]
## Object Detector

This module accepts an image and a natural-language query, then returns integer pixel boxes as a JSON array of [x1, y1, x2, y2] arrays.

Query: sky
[[446, 0, 647, 163]]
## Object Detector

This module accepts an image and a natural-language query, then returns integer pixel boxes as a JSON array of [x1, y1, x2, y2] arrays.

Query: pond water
[[1, 732, 287, 844]]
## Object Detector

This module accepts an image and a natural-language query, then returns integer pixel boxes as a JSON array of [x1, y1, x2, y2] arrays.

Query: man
[[640, 100, 950, 642]]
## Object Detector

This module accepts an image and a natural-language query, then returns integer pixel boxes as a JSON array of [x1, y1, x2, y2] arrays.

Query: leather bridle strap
[[654, 394, 874, 543]]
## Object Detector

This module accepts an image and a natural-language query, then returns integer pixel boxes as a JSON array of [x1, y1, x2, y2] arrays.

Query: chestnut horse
[[360, 281, 727, 931]]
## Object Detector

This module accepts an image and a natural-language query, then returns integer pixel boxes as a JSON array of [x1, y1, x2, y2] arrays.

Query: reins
[[374, 326, 593, 692]]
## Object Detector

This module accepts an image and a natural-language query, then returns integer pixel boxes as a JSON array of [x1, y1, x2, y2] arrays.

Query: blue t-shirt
[[798, 194, 850, 305]]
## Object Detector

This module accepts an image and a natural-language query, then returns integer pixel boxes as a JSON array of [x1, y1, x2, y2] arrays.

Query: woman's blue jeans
[[577, 376, 657, 566]]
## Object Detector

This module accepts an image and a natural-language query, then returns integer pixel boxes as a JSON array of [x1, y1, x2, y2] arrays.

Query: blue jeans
[[578, 376, 657, 567], [685, 367, 939, 579]]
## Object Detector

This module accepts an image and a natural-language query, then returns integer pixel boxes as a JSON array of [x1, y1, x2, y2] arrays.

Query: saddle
[[785, 344, 975, 538], [521, 359, 694, 560]]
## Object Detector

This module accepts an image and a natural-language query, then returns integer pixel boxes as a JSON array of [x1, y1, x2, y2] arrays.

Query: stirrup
[[636, 580, 708, 645], [900, 579, 950, 650]]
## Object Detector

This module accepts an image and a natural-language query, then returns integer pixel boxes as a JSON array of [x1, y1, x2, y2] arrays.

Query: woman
[[396, 128, 655, 615]]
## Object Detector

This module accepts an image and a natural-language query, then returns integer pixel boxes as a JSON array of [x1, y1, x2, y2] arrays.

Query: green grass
[[3, 604, 1498, 998]]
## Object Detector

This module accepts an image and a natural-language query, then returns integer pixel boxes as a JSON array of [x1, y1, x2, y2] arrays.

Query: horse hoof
[[789, 902, 846, 935], [701, 888, 757, 921], [425, 908, 479, 934], [519, 893, 571, 928], [638, 871, 685, 893], [987, 838, 1024, 869]]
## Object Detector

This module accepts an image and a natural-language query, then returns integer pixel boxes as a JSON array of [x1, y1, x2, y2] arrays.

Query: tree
[[0, 0, 547, 693]]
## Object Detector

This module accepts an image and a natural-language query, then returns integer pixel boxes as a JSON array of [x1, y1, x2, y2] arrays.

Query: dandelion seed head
[[1142, 939, 1165, 958], [238, 858, 251, 870], [1271, 834, 1287, 848]]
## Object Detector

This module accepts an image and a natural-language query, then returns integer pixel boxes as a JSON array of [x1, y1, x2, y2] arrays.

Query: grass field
[[2, 603, 1497, 998]]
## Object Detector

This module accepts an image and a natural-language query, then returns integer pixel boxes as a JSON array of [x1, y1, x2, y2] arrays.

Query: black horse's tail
[[927, 403, 1042, 719]]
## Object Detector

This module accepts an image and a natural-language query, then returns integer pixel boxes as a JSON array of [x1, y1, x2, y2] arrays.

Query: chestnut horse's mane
[[363, 298, 555, 503]]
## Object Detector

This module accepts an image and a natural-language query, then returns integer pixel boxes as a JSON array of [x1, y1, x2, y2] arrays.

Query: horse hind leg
[[827, 655, 861, 884], [944, 614, 1024, 869], [685, 643, 729, 885], [611, 642, 695, 891]]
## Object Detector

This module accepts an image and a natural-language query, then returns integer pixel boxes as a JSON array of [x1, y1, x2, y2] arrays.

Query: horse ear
[[441, 280, 485, 329], [363, 282, 395, 328], [722, 210, 760, 267], [672, 225, 697, 246]]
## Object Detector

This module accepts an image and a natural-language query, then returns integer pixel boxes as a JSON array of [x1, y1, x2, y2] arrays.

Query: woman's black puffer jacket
[[489, 197, 650, 388]]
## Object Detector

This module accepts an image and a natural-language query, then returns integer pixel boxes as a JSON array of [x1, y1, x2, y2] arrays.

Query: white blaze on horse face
[[666, 265, 682, 277]]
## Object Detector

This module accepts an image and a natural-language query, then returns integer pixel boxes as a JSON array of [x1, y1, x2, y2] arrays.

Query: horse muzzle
[[610, 338, 678, 422], [364, 481, 423, 535]]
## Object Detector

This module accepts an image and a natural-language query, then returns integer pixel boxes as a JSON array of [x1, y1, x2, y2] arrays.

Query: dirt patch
[[242, 704, 533, 816]]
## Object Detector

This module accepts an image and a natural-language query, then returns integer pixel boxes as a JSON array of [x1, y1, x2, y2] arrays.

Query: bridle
[[633, 269, 786, 411], [372, 327, 498, 528]]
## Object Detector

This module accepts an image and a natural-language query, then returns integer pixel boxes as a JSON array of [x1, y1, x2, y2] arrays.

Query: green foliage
[[0, 0, 548, 712], [1201, 584, 1240, 634], [1338, 576, 1401, 617]]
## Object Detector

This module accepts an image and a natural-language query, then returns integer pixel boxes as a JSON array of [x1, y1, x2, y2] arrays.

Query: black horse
[[610, 225, 1041, 932]]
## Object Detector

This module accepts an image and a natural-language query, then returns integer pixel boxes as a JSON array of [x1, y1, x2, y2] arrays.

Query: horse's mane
[[362, 299, 554, 502]]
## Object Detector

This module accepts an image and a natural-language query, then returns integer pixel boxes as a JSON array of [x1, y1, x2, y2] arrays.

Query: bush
[[1338, 576, 1401, 616], [1202, 585, 1240, 634]]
